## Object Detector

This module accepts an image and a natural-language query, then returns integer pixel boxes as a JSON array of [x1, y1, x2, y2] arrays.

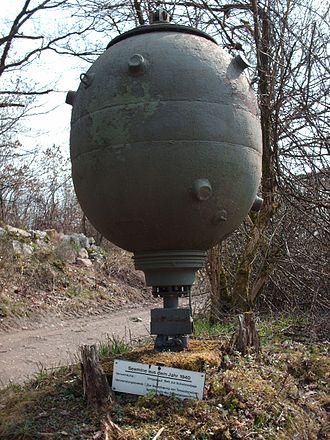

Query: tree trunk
[[232, 311, 260, 356], [81, 214, 87, 236], [206, 244, 232, 322], [81, 344, 113, 408]]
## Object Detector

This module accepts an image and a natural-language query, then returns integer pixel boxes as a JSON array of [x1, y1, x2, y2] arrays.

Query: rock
[[22, 243, 34, 255], [36, 239, 52, 252], [30, 230, 48, 241], [6, 225, 31, 239], [12, 240, 22, 254], [78, 247, 89, 259], [64, 233, 90, 249], [76, 257, 93, 267], [130, 317, 143, 322], [0, 227, 6, 238], [54, 241, 77, 263], [12, 240, 34, 256], [44, 229, 60, 241]]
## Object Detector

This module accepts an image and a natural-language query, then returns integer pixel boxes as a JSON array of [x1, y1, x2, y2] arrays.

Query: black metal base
[[154, 335, 188, 352], [151, 285, 193, 351], [152, 285, 191, 298]]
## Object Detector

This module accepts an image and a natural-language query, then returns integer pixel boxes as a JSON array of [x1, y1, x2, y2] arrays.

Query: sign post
[[112, 360, 205, 400]]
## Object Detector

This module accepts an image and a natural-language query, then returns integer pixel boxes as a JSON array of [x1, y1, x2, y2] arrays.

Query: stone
[[22, 243, 34, 255], [54, 241, 77, 263], [78, 247, 89, 259], [12, 240, 34, 256], [0, 227, 6, 238], [12, 240, 22, 254], [6, 225, 31, 238], [30, 230, 48, 241], [64, 233, 90, 249], [76, 257, 93, 267], [88, 237, 95, 246], [36, 239, 52, 253], [78, 234, 90, 248]]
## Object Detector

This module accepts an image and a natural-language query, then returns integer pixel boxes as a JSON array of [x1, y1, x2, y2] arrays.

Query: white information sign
[[112, 360, 205, 400]]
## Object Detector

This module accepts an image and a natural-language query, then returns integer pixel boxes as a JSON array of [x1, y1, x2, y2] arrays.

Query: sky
[[21, 55, 85, 154], [2, 1, 101, 156]]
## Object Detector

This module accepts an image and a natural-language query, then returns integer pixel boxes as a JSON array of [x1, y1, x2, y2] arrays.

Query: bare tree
[[1, 0, 328, 327], [0, 0, 101, 228], [0, 0, 104, 135]]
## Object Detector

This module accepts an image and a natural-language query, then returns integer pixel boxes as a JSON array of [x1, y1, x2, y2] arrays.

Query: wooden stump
[[81, 344, 113, 408], [232, 311, 261, 356]]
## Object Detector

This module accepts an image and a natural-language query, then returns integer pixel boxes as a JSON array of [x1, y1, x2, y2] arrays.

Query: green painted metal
[[134, 250, 206, 286], [68, 21, 262, 287]]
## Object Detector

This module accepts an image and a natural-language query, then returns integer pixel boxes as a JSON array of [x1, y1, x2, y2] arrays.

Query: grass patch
[[0, 293, 28, 318], [97, 334, 131, 359], [258, 315, 310, 345], [193, 318, 235, 338], [0, 366, 100, 440], [64, 286, 96, 299]]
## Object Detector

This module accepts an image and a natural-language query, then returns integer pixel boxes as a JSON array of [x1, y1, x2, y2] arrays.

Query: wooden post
[[80, 344, 113, 407]]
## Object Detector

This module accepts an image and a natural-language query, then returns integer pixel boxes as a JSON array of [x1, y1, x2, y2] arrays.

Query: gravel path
[[0, 305, 154, 387]]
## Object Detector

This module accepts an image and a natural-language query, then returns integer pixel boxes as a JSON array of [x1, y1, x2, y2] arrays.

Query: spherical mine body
[[69, 24, 262, 285]]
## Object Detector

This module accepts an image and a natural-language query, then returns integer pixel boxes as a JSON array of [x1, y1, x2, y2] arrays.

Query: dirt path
[[0, 294, 206, 388], [0, 305, 155, 387]]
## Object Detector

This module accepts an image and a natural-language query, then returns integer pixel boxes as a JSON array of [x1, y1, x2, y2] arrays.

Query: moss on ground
[[0, 333, 328, 440]]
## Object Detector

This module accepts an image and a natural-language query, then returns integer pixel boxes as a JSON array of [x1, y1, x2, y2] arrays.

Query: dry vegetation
[[0, 227, 152, 329], [0, 328, 328, 439]]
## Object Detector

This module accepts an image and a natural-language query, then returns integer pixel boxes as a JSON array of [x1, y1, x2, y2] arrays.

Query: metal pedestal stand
[[151, 286, 193, 351]]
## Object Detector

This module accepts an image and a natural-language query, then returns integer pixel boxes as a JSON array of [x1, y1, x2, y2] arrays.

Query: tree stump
[[80, 344, 113, 408], [232, 311, 261, 356]]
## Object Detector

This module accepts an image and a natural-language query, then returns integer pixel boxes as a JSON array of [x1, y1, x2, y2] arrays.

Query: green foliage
[[0, 235, 15, 270], [223, 396, 240, 413], [97, 334, 131, 359], [258, 315, 308, 344], [0, 303, 7, 317], [254, 412, 268, 428], [193, 318, 234, 337], [51, 259, 65, 271], [0, 293, 27, 318]]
